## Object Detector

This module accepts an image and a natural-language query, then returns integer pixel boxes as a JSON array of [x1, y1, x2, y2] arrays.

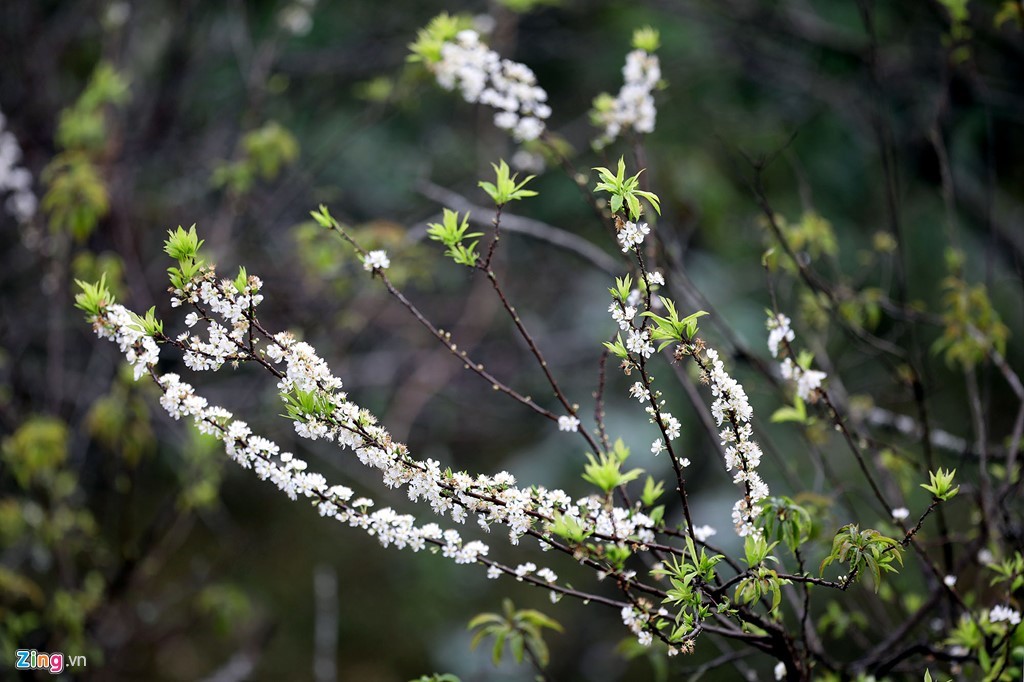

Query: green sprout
[[582, 439, 643, 494], [921, 468, 959, 501], [593, 157, 661, 221], [426, 208, 483, 267], [478, 160, 537, 207], [469, 599, 563, 668], [74, 274, 116, 318]]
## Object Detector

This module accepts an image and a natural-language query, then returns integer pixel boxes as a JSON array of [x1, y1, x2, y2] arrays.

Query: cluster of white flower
[[92, 304, 161, 380], [766, 313, 795, 359], [557, 415, 580, 432], [620, 605, 654, 647], [780, 359, 827, 402], [157, 374, 482, 559], [91, 261, 667, 599], [0, 111, 37, 224], [766, 312, 827, 401], [989, 604, 1022, 625], [89, 309, 517, 577], [173, 275, 265, 371], [620, 603, 678, 651], [692, 524, 717, 543], [593, 48, 661, 148], [644, 405, 683, 458], [703, 347, 768, 538], [84, 251, 726, 660], [610, 294, 686, 462], [616, 220, 650, 253], [628, 381, 649, 402], [610, 302, 637, 331], [626, 328, 655, 359], [362, 250, 390, 271], [432, 30, 551, 142]]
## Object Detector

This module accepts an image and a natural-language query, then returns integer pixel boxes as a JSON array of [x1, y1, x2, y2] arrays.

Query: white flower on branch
[[989, 605, 1021, 625], [768, 311, 827, 402], [594, 48, 661, 148], [558, 415, 580, 432], [362, 250, 391, 271], [693, 525, 717, 543], [626, 328, 654, 359], [766, 313, 795, 359], [616, 220, 650, 253], [703, 347, 768, 538], [431, 30, 550, 142]]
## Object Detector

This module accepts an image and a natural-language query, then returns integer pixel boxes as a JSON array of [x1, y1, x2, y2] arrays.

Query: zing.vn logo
[[15, 649, 87, 674]]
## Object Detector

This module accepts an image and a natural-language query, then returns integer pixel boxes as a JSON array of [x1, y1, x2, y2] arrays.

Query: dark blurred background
[[2, 0, 1023, 680]]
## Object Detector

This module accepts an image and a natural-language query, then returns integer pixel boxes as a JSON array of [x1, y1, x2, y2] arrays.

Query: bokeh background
[[2, 0, 1023, 680]]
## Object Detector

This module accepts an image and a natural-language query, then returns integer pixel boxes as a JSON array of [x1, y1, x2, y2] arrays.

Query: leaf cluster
[[820, 525, 903, 590], [427, 208, 482, 267], [758, 497, 814, 552], [41, 153, 109, 241], [547, 512, 591, 544], [987, 551, 1024, 593], [921, 468, 959, 501], [128, 307, 163, 337], [74, 274, 116, 319], [593, 157, 661, 221], [582, 439, 642, 494], [212, 121, 299, 195], [632, 27, 660, 52], [468, 599, 563, 669], [165, 225, 206, 290], [478, 160, 537, 206], [640, 297, 707, 350], [408, 13, 472, 64], [282, 389, 335, 422], [934, 254, 1009, 370]]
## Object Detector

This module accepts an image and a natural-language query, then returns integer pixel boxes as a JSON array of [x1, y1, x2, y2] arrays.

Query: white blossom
[[593, 48, 661, 148], [626, 329, 654, 359], [87, 258, 674, 630], [0, 111, 37, 224], [558, 415, 580, 432], [362, 250, 390, 271], [616, 221, 650, 253], [769, 312, 826, 401], [430, 30, 550, 142], [989, 605, 1021, 625], [702, 346, 768, 537], [693, 525, 717, 543], [766, 314, 795, 359]]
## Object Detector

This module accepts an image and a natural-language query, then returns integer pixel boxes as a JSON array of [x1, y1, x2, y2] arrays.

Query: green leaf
[[492, 630, 507, 665], [632, 27, 660, 52], [479, 160, 537, 206], [770, 397, 808, 424], [582, 451, 643, 494], [74, 274, 116, 318]]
